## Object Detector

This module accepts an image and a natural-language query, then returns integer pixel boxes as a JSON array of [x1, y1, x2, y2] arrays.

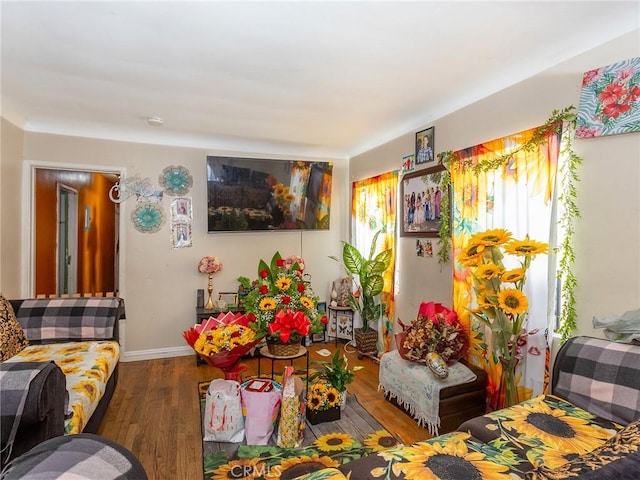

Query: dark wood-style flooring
[[98, 342, 432, 479]]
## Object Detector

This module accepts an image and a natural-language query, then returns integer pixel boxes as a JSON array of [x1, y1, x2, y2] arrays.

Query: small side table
[[326, 306, 354, 345], [257, 346, 309, 397]]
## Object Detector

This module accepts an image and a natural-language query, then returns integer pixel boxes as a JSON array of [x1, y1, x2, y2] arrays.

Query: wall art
[[159, 165, 193, 196], [401, 164, 447, 237], [415, 127, 435, 164], [131, 202, 165, 234], [171, 223, 192, 248], [576, 57, 640, 138]]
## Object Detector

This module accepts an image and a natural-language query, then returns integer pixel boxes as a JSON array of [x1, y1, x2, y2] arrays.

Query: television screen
[[206, 156, 333, 232]]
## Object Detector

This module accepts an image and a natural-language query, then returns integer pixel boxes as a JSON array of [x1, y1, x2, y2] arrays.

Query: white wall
[[351, 30, 640, 337], [13, 133, 347, 359]]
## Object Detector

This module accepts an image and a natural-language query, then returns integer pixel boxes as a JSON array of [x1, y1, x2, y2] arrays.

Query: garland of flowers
[[436, 106, 582, 341]]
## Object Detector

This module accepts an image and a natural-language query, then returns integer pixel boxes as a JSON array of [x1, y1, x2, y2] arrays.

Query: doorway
[[57, 184, 78, 295], [32, 167, 120, 297]]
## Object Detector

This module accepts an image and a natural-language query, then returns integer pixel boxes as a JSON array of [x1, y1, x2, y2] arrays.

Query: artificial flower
[[244, 252, 326, 342], [197, 255, 223, 274]]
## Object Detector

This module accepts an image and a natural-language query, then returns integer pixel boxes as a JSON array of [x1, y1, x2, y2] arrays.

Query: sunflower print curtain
[[450, 126, 561, 409], [351, 171, 398, 353]]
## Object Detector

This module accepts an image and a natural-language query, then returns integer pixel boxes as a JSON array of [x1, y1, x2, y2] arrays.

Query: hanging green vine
[[436, 106, 581, 341], [555, 123, 582, 342]]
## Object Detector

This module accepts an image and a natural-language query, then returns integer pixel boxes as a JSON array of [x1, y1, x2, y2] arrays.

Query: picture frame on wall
[[415, 127, 435, 165], [313, 301, 328, 342], [401, 164, 447, 237]]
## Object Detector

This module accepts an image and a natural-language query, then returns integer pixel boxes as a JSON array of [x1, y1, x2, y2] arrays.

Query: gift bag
[[276, 366, 305, 448], [203, 379, 245, 443], [241, 378, 283, 445]]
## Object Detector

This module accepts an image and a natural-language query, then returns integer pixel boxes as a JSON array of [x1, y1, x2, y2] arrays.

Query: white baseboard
[[120, 345, 194, 362]]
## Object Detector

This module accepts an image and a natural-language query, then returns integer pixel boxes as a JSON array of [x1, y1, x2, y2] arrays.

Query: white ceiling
[[2, 1, 638, 159]]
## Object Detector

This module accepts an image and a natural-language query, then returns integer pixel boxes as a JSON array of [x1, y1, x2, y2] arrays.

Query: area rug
[[199, 380, 400, 480]]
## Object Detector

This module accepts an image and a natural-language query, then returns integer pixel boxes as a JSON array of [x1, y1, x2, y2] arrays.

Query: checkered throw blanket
[[552, 336, 640, 425], [1, 433, 147, 479], [13, 298, 124, 343], [0, 361, 54, 466]]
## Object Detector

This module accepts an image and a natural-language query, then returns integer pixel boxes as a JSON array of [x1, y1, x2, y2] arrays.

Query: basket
[[266, 339, 302, 357], [354, 328, 378, 354]]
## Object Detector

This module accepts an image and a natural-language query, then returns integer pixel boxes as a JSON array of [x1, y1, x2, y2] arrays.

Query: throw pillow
[[0, 293, 28, 361], [526, 418, 640, 480]]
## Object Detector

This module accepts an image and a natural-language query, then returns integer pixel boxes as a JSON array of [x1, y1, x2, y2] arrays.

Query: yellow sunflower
[[57, 344, 89, 355], [210, 457, 261, 480], [325, 387, 340, 407], [308, 393, 323, 411], [275, 277, 292, 290], [72, 380, 98, 403], [469, 228, 512, 246], [504, 238, 549, 257], [399, 436, 512, 480], [363, 430, 399, 452], [528, 448, 578, 470], [502, 268, 525, 283], [501, 399, 614, 453], [285, 193, 296, 202], [55, 355, 83, 367], [84, 369, 105, 381], [66, 403, 86, 434], [265, 455, 339, 480], [475, 263, 503, 280], [96, 343, 117, 356], [300, 296, 314, 309], [310, 382, 328, 396], [259, 298, 277, 311], [19, 345, 52, 355], [477, 290, 497, 309], [457, 245, 484, 267], [61, 366, 81, 376], [314, 432, 356, 452], [273, 184, 286, 197], [498, 289, 529, 315]]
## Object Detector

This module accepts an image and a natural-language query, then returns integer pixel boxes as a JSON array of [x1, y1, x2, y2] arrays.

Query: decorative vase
[[266, 336, 302, 357], [426, 352, 449, 378], [306, 406, 340, 425], [338, 390, 348, 410], [499, 357, 518, 408], [204, 273, 215, 309]]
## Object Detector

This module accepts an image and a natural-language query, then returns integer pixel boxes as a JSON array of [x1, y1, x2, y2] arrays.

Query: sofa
[[0, 294, 124, 466], [297, 336, 640, 479]]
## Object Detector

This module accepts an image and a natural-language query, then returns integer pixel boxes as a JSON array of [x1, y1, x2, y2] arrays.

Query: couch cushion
[[1, 293, 28, 361], [526, 418, 640, 479]]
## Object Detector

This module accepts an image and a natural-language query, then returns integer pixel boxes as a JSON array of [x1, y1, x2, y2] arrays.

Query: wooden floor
[[98, 342, 432, 480]]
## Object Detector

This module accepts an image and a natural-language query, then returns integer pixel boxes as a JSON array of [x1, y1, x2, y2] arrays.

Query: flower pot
[[306, 406, 340, 425], [354, 328, 378, 354]]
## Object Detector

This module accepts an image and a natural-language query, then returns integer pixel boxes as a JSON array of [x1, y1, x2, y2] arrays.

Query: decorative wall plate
[[159, 165, 193, 196], [131, 202, 165, 233]]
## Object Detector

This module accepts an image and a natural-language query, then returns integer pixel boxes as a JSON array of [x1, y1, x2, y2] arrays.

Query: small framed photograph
[[218, 292, 238, 308], [171, 197, 192, 221], [313, 301, 328, 342], [171, 223, 192, 248], [401, 164, 447, 237], [415, 127, 435, 165], [402, 153, 415, 173]]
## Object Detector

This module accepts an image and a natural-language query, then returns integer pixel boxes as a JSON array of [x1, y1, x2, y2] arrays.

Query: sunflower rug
[[199, 381, 400, 480]]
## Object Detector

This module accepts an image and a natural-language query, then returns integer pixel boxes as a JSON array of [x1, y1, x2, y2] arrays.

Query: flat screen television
[[206, 156, 333, 232]]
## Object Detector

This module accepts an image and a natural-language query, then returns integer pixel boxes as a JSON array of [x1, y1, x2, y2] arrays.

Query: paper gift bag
[[241, 378, 283, 445], [276, 366, 305, 448], [203, 379, 245, 443]]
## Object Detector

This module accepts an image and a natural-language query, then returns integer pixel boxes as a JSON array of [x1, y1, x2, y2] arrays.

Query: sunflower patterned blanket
[[297, 336, 640, 480], [4, 340, 119, 434]]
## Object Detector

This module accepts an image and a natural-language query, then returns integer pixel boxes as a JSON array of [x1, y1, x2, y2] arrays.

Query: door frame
[[21, 160, 127, 298], [57, 183, 79, 295]]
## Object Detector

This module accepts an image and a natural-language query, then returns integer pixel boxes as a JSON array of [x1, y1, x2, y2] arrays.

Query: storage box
[[306, 406, 341, 425]]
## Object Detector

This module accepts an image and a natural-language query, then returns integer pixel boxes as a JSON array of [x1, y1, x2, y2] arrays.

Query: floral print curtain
[[351, 171, 398, 353], [450, 126, 561, 409]]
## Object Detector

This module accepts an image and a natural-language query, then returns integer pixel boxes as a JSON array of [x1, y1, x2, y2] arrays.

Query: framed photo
[[171, 197, 192, 221], [171, 223, 192, 248], [401, 164, 447, 237], [313, 301, 327, 342], [415, 127, 435, 165], [217, 292, 238, 308]]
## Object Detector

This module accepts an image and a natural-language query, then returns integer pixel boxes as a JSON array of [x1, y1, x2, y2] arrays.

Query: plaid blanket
[[1, 433, 147, 479], [12, 298, 124, 344], [0, 361, 55, 466], [552, 335, 640, 425]]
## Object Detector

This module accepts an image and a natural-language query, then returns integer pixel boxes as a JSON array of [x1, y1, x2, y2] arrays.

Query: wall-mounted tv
[[206, 156, 333, 232]]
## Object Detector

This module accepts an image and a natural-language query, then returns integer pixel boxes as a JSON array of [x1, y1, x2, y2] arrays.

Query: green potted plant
[[308, 349, 361, 411], [330, 229, 393, 355]]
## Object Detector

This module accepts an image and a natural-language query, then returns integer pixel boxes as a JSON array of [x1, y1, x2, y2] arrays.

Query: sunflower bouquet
[[244, 252, 327, 344], [307, 381, 341, 412], [458, 228, 548, 405]]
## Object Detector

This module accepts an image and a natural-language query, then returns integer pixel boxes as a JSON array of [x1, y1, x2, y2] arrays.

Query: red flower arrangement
[[396, 301, 467, 365]]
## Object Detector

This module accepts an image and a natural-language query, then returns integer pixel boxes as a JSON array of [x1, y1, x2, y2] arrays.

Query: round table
[[257, 345, 309, 396]]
